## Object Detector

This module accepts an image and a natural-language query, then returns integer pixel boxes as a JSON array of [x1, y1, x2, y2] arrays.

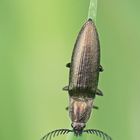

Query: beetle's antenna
[[41, 129, 73, 140], [83, 129, 112, 140]]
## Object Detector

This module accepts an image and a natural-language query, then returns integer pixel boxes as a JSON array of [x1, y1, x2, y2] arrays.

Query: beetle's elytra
[[41, 19, 112, 140], [64, 18, 103, 98]]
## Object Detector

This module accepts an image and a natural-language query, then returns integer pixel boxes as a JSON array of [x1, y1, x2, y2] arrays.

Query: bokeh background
[[0, 0, 140, 140]]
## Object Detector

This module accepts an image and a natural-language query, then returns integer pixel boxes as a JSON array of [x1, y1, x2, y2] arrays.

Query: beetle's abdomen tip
[[88, 18, 93, 21], [85, 18, 95, 29], [87, 18, 94, 24]]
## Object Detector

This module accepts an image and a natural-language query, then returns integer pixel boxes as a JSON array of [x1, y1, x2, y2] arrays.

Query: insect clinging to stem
[[41, 19, 112, 140]]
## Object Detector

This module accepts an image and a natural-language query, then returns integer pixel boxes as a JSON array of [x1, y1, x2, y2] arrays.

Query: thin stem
[[88, 0, 98, 22], [67, 133, 87, 140]]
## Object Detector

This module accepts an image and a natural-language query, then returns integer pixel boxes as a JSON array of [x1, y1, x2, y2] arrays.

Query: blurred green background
[[0, 0, 140, 140]]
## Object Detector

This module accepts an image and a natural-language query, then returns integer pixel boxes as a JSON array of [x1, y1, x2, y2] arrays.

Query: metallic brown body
[[66, 19, 102, 134], [69, 19, 100, 98]]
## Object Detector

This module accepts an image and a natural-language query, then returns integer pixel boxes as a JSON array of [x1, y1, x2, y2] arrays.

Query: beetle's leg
[[63, 86, 69, 91], [66, 63, 71, 68], [93, 105, 99, 110], [96, 89, 103, 96], [65, 106, 69, 111], [98, 65, 104, 72]]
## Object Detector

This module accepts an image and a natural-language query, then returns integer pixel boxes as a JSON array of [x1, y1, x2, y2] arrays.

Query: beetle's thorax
[[69, 96, 93, 125]]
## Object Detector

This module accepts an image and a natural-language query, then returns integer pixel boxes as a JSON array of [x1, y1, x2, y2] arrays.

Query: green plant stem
[[88, 0, 97, 22], [67, 133, 87, 140]]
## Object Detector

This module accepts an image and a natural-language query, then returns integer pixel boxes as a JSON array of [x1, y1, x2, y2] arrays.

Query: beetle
[[64, 18, 103, 133], [41, 19, 112, 140]]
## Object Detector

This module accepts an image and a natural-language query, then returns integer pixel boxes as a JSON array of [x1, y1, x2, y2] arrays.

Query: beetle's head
[[71, 122, 86, 136]]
